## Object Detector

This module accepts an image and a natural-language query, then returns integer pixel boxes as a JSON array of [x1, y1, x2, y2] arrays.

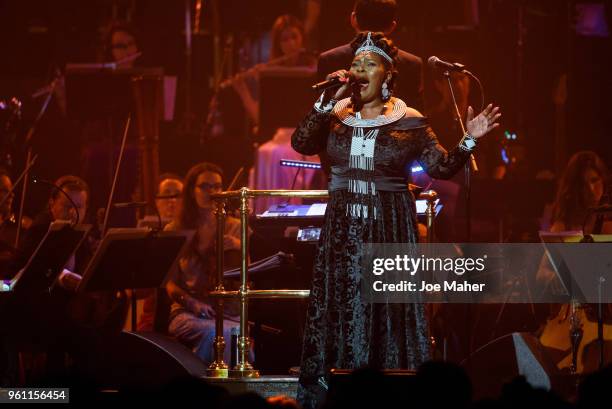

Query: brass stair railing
[[206, 187, 438, 378]]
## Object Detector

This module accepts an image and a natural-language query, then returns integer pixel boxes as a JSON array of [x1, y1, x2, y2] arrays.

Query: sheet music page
[[306, 203, 327, 216]]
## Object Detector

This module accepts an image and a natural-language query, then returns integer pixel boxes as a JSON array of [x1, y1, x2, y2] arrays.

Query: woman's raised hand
[[466, 104, 501, 139]]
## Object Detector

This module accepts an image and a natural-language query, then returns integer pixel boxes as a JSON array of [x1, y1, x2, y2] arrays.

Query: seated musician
[[537, 151, 612, 372], [8, 175, 126, 378], [81, 22, 142, 229], [12, 175, 127, 323], [137, 173, 184, 229], [165, 162, 252, 364], [156, 173, 184, 222], [137, 173, 184, 331], [0, 169, 16, 242], [231, 14, 316, 128], [537, 151, 611, 286], [13, 175, 91, 283], [549, 151, 610, 234], [205, 14, 317, 183], [0, 169, 32, 276], [104, 22, 140, 68]]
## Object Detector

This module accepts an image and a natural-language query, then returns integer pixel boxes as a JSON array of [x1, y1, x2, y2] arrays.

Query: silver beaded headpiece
[[354, 32, 393, 64]]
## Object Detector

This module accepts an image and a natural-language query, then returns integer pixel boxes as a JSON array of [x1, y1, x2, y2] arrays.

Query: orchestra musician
[[6, 175, 127, 379], [104, 23, 140, 68], [231, 14, 316, 128], [538, 151, 612, 373], [0, 169, 32, 276], [204, 14, 316, 182], [165, 162, 252, 364], [549, 151, 611, 234], [137, 173, 184, 332], [156, 174, 184, 222], [12, 175, 91, 281], [536, 151, 611, 289], [80, 22, 142, 228]]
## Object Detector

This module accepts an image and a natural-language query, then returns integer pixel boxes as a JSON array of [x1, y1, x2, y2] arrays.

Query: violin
[[0, 215, 32, 279], [216, 48, 312, 90]]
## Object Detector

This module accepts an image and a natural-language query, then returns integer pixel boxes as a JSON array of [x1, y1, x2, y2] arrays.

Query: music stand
[[78, 228, 194, 330], [7, 221, 90, 295], [540, 232, 586, 303], [65, 66, 164, 120], [258, 66, 316, 142]]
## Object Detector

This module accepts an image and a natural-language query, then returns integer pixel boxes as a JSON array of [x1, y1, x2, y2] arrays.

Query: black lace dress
[[291, 98, 472, 408]]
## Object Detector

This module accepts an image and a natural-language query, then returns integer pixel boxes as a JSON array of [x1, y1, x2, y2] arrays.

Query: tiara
[[354, 32, 394, 64]]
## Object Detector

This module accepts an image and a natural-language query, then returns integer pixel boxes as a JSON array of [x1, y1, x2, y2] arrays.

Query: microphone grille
[[427, 56, 440, 68]]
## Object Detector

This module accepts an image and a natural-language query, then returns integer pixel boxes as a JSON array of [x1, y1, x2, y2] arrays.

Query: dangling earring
[[381, 81, 391, 101]]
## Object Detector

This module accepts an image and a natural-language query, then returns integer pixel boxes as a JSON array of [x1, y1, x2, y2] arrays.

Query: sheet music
[[306, 203, 327, 216], [416, 199, 439, 214], [261, 209, 299, 217]]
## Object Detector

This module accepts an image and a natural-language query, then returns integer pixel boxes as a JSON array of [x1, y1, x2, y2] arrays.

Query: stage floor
[[203, 376, 299, 399]]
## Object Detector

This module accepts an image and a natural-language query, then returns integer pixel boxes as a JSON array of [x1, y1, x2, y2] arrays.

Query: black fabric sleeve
[[417, 125, 472, 179], [291, 107, 332, 156]]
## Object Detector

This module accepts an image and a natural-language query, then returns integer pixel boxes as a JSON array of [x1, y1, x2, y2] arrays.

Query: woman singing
[[291, 32, 500, 408]]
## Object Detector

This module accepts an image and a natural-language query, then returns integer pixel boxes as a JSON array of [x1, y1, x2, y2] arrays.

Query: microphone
[[427, 56, 469, 74], [311, 73, 365, 92]]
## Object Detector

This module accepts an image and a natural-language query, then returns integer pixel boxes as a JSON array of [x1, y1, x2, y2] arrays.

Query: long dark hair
[[551, 151, 610, 229], [176, 162, 223, 230]]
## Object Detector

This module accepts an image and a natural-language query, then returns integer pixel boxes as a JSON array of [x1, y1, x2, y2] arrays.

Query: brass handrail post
[[419, 189, 438, 352], [207, 188, 328, 378], [207, 198, 228, 377], [229, 187, 259, 377], [420, 190, 438, 243]]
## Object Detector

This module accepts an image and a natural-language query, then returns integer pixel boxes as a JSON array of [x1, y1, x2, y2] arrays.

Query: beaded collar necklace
[[333, 97, 406, 128]]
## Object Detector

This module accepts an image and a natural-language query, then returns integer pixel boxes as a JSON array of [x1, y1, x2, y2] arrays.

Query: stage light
[[279, 159, 322, 169], [504, 130, 518, 140], [501, 148, 509, 164]]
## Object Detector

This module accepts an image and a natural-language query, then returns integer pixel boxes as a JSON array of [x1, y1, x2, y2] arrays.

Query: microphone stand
[[443, 70, 477, 366], [443, 71, 478, 242]]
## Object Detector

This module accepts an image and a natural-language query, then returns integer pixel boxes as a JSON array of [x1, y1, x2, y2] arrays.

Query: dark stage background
[[0, 0, 610, 232], [1, 0, 611, 381]]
